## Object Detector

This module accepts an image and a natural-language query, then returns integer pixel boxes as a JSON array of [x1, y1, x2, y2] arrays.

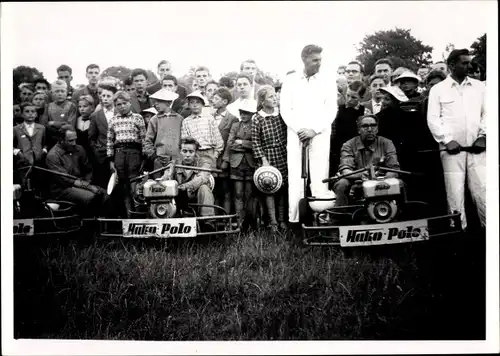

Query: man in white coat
[[280, 44, 337, 232], [427, 49, 486, 231]]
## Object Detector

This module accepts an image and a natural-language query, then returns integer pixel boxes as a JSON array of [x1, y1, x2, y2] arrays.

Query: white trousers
[[440, 151, 486, 230], [287, 128, 332, 223]]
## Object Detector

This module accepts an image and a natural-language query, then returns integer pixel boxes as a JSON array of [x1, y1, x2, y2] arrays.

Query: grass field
[[14, 229, 486, 340]]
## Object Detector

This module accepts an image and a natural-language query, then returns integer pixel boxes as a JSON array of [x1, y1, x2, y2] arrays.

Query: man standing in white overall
[[427, 49, 486, 231], [280, 44, 337, 235]]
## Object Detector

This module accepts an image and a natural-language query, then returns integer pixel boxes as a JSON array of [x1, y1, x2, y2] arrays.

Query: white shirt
[[77, 117, 91, 131], [371, 99, 382, 115], [24, 122, 35, 137], [427, 75, 486, 147], [280, 70, 337, 134], [103, 106, 115, 125]]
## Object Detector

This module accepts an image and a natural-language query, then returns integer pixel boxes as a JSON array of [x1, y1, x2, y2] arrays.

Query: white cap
[[238, 100, 257, 114], [186, 91, 207, 106]]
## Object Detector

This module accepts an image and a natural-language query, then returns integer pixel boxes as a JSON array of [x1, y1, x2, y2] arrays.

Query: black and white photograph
[[1, 1, 498, 355]]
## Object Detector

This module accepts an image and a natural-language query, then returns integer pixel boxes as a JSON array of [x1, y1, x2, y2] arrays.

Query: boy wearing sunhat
[[144, 89, 184, 176], [222, 100, 257, 227], [180, 91, 224, 169], [141, 107, 158, 127]]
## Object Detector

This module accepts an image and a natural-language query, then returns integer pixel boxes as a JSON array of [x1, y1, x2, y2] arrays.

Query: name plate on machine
[[338, 219, 429, 247], [122, 218, 197, 238]]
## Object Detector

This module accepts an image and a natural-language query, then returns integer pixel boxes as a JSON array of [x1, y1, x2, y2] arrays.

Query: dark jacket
[[216, 110, 239, 169], [13, 123, 47, 166], [46, 143, 92, 196], [88, 109, 109, 164], [329, 105, 365, 177], [223, 121, 255, 168]]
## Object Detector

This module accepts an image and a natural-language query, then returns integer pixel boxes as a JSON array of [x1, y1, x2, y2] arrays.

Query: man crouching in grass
[[162, 137, 216, 231]]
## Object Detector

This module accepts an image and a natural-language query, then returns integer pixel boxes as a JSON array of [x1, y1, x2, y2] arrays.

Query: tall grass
[[14, 230, 485, 340]]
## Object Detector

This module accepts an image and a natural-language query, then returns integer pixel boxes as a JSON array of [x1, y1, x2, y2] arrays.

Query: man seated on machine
[[46, 124, 108, 216], [333, 114, 401, 207], [162, 137, 216, 226]]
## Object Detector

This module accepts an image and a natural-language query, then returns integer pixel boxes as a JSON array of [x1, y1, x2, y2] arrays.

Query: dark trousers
[[114, 145, 143, 217], [92, 160, 111, 189]]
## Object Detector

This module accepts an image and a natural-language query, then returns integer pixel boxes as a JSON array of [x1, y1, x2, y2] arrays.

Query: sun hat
[[150, 89, 179, 102], [141, 107, 158, 115], [186, 91, 207, 106], [238, 100, 258, 114], [394, 71, 421, 83], [253, 166, 283, 194], [380, 86, 409, 102]]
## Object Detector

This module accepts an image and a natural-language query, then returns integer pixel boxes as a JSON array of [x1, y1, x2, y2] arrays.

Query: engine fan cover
[[367, 200, 398, 223], [149, 200, 177, 218]]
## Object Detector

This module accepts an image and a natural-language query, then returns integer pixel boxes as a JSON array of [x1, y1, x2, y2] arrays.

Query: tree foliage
[[13, 65, 45, 103], [470, 33, 486, 70], [355, 28, 433, 74], [101, 66, 158, 84]]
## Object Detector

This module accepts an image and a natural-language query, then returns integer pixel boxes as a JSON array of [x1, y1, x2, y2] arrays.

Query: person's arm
[[251, 116, 265, 161], [106, 119, 115, 159], [39, 105, 49, 127], [211, 118, 224, 159], [144, 116, 157, 157], [66, 102, 78, 130], [136, 114, 147, 155], [13, 129, 21, 155], [41, 127, 47, 152], [279, 76, 300, 134], [180, 118, 189, 139], [80, 148, 93, 182], [45, 152, 76, 188], [426, 87, 452, 145], [478, 83, 486, 137], [223, 122, 237, 163], [180, 163, 211, 193], [382, 139, 400, 178], [88, 113, 98, 152], [311, 77, 337, 135], [337, 140, 363, 179]]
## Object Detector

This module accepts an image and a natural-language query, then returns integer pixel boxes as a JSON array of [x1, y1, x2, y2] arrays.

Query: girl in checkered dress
[[252, 86, 288, 231]]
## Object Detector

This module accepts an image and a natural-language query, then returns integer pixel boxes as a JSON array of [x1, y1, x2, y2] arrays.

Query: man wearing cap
[[144, 89, 184, 177], [181, 91, 224, 169], [427, 49, 486, 230], [280, 44, 337, 232]]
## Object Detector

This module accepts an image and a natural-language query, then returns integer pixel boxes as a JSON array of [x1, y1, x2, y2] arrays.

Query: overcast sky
[[3, 1, 494, 85]]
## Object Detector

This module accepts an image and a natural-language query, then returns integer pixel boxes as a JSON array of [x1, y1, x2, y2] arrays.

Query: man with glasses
[[333, 114, 400, 207]]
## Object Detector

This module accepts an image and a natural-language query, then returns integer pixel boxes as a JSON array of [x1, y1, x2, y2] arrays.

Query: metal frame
[[302, 210, 463, 246], [90, 201, 240, 238]]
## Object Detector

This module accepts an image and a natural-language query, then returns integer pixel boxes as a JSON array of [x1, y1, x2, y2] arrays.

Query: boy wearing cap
[[221, 101, 256, 226], [181, 91, 224, 169], [40, 80, 78, 150], [144, 89, 184, 177]]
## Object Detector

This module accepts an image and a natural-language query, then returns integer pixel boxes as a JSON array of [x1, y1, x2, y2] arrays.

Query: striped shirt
[[180, 114, 224, 157], [107, 111, 146, 158]]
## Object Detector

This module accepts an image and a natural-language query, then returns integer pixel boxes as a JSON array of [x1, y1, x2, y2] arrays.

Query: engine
[[362, 178, 403, 223], [136, 179, 179, 218]]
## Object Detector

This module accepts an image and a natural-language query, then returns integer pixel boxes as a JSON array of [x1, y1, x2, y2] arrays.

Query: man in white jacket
[[427, 49, 486, 231], [280, 44, 337, 230]]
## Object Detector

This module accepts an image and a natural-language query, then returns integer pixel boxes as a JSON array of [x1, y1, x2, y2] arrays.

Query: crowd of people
[[13, 44, 486, 235]]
